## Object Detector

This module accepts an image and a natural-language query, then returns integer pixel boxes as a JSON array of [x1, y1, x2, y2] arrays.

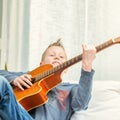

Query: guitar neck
[[57, 39, 118, 70], [96, 39, 116, 52], [34, 37, 120, 82]]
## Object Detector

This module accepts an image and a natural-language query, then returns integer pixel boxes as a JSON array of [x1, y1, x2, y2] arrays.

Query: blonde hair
[[41, 38, 67, 61]]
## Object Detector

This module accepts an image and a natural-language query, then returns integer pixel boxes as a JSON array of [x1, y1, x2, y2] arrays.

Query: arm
[[71, 44, 96, 111], [0, 70, 24, 83], [71, 69, 94, 111], [0, 70, 32, 90]]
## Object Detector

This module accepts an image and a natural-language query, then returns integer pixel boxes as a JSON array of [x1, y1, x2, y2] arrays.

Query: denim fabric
[[0, 76, 33, 120]]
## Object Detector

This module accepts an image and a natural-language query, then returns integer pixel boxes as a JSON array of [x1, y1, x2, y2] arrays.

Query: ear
[[40, 61, 44, 66]]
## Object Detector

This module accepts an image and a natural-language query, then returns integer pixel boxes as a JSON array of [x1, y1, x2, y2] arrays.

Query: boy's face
[[40, 46, 67, 67]]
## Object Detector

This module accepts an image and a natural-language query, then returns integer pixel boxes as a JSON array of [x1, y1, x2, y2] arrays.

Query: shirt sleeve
[[71, 68, 95, 111], [0, 70, 25, 83]]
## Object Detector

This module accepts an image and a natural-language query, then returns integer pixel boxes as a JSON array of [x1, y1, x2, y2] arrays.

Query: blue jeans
[[0, 76, 33, 120]]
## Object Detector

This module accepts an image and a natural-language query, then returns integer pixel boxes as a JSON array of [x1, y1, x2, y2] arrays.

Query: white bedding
[[71, 80, 120, 120]]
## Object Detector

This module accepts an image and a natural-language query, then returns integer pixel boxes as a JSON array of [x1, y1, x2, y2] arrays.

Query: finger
[[23, 74, 32, 81], [19, 80, 32, 89], [20, 75, 33, 86], [24, 79, 33, 86], [82, 43, 87, 50], [17, 83, 25, 91], [13, 80, 25, 91]]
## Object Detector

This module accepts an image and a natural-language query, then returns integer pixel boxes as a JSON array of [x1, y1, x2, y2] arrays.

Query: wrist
[[82, 62, 92, 72]]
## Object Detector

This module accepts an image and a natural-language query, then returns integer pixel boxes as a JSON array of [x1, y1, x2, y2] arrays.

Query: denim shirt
[[0, 69, 94, 120]]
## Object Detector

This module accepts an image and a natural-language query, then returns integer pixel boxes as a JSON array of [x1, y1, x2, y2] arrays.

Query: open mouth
[[52, 61, 61, 66]]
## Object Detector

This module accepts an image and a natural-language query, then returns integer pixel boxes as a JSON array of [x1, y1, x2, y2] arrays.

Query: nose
[[54, 55, 60, 60]]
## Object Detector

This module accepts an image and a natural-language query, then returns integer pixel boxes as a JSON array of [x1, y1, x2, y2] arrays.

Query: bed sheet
[[71, 80, 120, 120]]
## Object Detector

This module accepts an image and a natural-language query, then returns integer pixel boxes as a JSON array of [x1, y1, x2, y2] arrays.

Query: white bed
[[71, 80, 120, 120]]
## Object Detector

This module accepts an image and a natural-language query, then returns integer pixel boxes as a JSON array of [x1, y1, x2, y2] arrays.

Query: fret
[[96, 40, 113, 52]]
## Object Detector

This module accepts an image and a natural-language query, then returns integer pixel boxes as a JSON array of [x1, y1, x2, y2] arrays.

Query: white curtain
[[1, 0, 30, 71], [1, 0, 120, 82]]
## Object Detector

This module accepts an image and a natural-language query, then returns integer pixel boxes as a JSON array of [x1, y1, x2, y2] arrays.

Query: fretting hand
[[82, 44, 96, 72]]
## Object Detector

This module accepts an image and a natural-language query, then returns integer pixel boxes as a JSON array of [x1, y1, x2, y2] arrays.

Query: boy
[[0, 40, 96, 120]]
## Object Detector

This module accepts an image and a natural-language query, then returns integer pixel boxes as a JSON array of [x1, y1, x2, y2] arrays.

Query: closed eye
[[49, 54, 54, 57], [60, 56, 65, 58]]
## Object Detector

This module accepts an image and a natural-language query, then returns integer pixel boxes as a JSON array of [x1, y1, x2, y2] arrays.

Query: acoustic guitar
[[13, 37, 120, 111]]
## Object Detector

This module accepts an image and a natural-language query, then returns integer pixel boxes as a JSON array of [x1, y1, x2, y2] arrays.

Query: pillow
[[71, 80, 120, 120]]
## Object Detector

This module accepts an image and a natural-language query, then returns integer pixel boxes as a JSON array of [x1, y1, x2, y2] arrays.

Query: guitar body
[[13, 64, 62, 111]]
